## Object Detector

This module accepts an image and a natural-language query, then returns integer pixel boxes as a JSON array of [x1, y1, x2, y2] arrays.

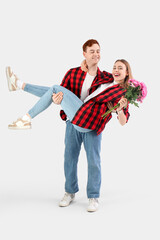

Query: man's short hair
[[82, 39, 100, 52]]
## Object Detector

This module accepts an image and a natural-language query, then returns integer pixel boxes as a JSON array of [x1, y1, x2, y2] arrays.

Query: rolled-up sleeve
[[59, 69, 71, 121]]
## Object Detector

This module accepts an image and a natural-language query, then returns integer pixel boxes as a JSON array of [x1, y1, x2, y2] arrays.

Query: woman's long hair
[[114, 59, 133, 88]]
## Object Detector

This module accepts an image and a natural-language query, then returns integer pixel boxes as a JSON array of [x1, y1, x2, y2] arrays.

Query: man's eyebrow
[[89, 49, 100, 52]]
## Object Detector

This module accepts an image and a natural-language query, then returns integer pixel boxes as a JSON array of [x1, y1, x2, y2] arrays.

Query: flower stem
[[102, 103, 120, 119]]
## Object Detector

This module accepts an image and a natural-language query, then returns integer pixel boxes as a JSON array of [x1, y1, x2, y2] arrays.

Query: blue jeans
[[24, 84, 92, 133], [64, 121, 102, 198], [24, 84, 102, 198]]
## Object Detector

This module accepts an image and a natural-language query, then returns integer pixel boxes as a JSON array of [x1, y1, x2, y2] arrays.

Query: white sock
[[22, 114, 31, 122], [16, 79, 24, 89]]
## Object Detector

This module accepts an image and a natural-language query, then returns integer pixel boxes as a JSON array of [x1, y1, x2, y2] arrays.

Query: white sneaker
[[8, 118, 31, 130], [59, 192, 75, 207], [87, 198, 99, 212], [6, 66, 19, 91]]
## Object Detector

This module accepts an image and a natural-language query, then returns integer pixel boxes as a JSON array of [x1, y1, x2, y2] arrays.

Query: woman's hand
[[52, 92, 63, 104], [107, 102, 117, 113], [116, 96, 128, 112], [81, 60, 88, 72]]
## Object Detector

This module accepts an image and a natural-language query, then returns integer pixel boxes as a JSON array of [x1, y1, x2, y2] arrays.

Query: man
[[52, 39, 113, 212]]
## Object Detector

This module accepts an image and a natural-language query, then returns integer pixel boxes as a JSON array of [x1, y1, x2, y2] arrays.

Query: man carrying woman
[[6, 39, 131, 212]]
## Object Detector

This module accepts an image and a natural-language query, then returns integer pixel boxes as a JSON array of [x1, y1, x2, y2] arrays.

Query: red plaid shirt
[[60, 67, 130, 135]]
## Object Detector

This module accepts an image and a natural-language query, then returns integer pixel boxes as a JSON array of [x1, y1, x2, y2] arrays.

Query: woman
[[6, 59, 131, 134]]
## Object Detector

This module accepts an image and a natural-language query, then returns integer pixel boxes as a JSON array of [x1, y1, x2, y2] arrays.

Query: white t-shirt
[[84, 81, 117, 103], [80, 73, 95, 101]]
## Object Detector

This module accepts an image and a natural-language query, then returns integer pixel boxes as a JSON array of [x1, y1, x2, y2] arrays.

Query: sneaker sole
[[8, 125, 31, 130], [87, 208, 97, 212], [59, 198, 75, 207], [87, 204, 99, 212]]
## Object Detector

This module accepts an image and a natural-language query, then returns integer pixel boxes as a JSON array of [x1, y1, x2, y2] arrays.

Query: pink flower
[[138, 82, 147, 102], [141, 82, 147, 97], [102, 78, 147, 119], [128, 79, 140, 87], [129, 79, 147, 103]]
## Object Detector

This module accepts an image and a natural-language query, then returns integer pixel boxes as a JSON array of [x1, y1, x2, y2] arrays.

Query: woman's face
[[112, 61, 128, 84]]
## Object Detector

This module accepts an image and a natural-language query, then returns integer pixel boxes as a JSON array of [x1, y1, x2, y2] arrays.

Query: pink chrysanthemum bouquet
[[102, 79, 147, 119]]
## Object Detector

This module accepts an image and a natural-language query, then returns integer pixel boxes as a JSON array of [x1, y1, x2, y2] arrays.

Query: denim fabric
[[24, 83, 102, 198], [24, 84, 92, 133], [24, 83, 50, 97], [64, 121, 102, 198]]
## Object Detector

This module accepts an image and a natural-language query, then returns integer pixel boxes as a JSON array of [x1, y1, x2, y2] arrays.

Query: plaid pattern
[[60, 67, 129, 135], [60, 67, 113, 120], [72, 84, 130, 135]]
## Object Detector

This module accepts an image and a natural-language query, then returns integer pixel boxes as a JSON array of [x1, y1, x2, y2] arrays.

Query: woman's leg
[[24, 83, 50, 97], [6, 66, 50, 97], [27, 85, 92, 132], [9, 85, 92, 132], [28, 85, 83, 119]]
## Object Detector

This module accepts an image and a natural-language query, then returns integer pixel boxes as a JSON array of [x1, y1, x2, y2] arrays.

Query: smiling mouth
[[114, 74, 120, 77]]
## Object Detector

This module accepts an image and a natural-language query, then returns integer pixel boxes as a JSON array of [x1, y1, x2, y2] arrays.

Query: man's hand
[[52, 92, 63, 104]]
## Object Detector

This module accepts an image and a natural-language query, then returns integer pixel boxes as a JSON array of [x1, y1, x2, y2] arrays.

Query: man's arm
[[60, 69, 71, 88], [103, 70, 114, 81], [52, 69, 71, 104]]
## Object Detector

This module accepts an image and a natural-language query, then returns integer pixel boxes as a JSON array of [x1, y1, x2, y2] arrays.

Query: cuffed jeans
[[64, 121, 102, 198], [24, 83, 92, 133], [24, 83, 102, 198]]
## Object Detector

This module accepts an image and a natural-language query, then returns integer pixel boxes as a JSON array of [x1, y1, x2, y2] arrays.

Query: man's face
[[83, 44, 100, 66]]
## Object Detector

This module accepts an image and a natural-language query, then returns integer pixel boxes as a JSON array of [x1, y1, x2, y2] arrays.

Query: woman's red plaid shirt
[[60, 67, 130, 135]]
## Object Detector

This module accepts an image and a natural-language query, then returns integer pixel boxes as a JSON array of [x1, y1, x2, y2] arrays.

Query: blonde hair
[[115, 59, 133, 88]]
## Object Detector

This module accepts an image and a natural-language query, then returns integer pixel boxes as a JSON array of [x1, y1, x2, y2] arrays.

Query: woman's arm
[[116, 109, 127, 125], [107, 97, 128, 126], [116, 97, 128, 125]]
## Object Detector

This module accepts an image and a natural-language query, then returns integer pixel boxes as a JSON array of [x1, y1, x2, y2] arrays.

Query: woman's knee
[[51, 85, 63, 93]]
